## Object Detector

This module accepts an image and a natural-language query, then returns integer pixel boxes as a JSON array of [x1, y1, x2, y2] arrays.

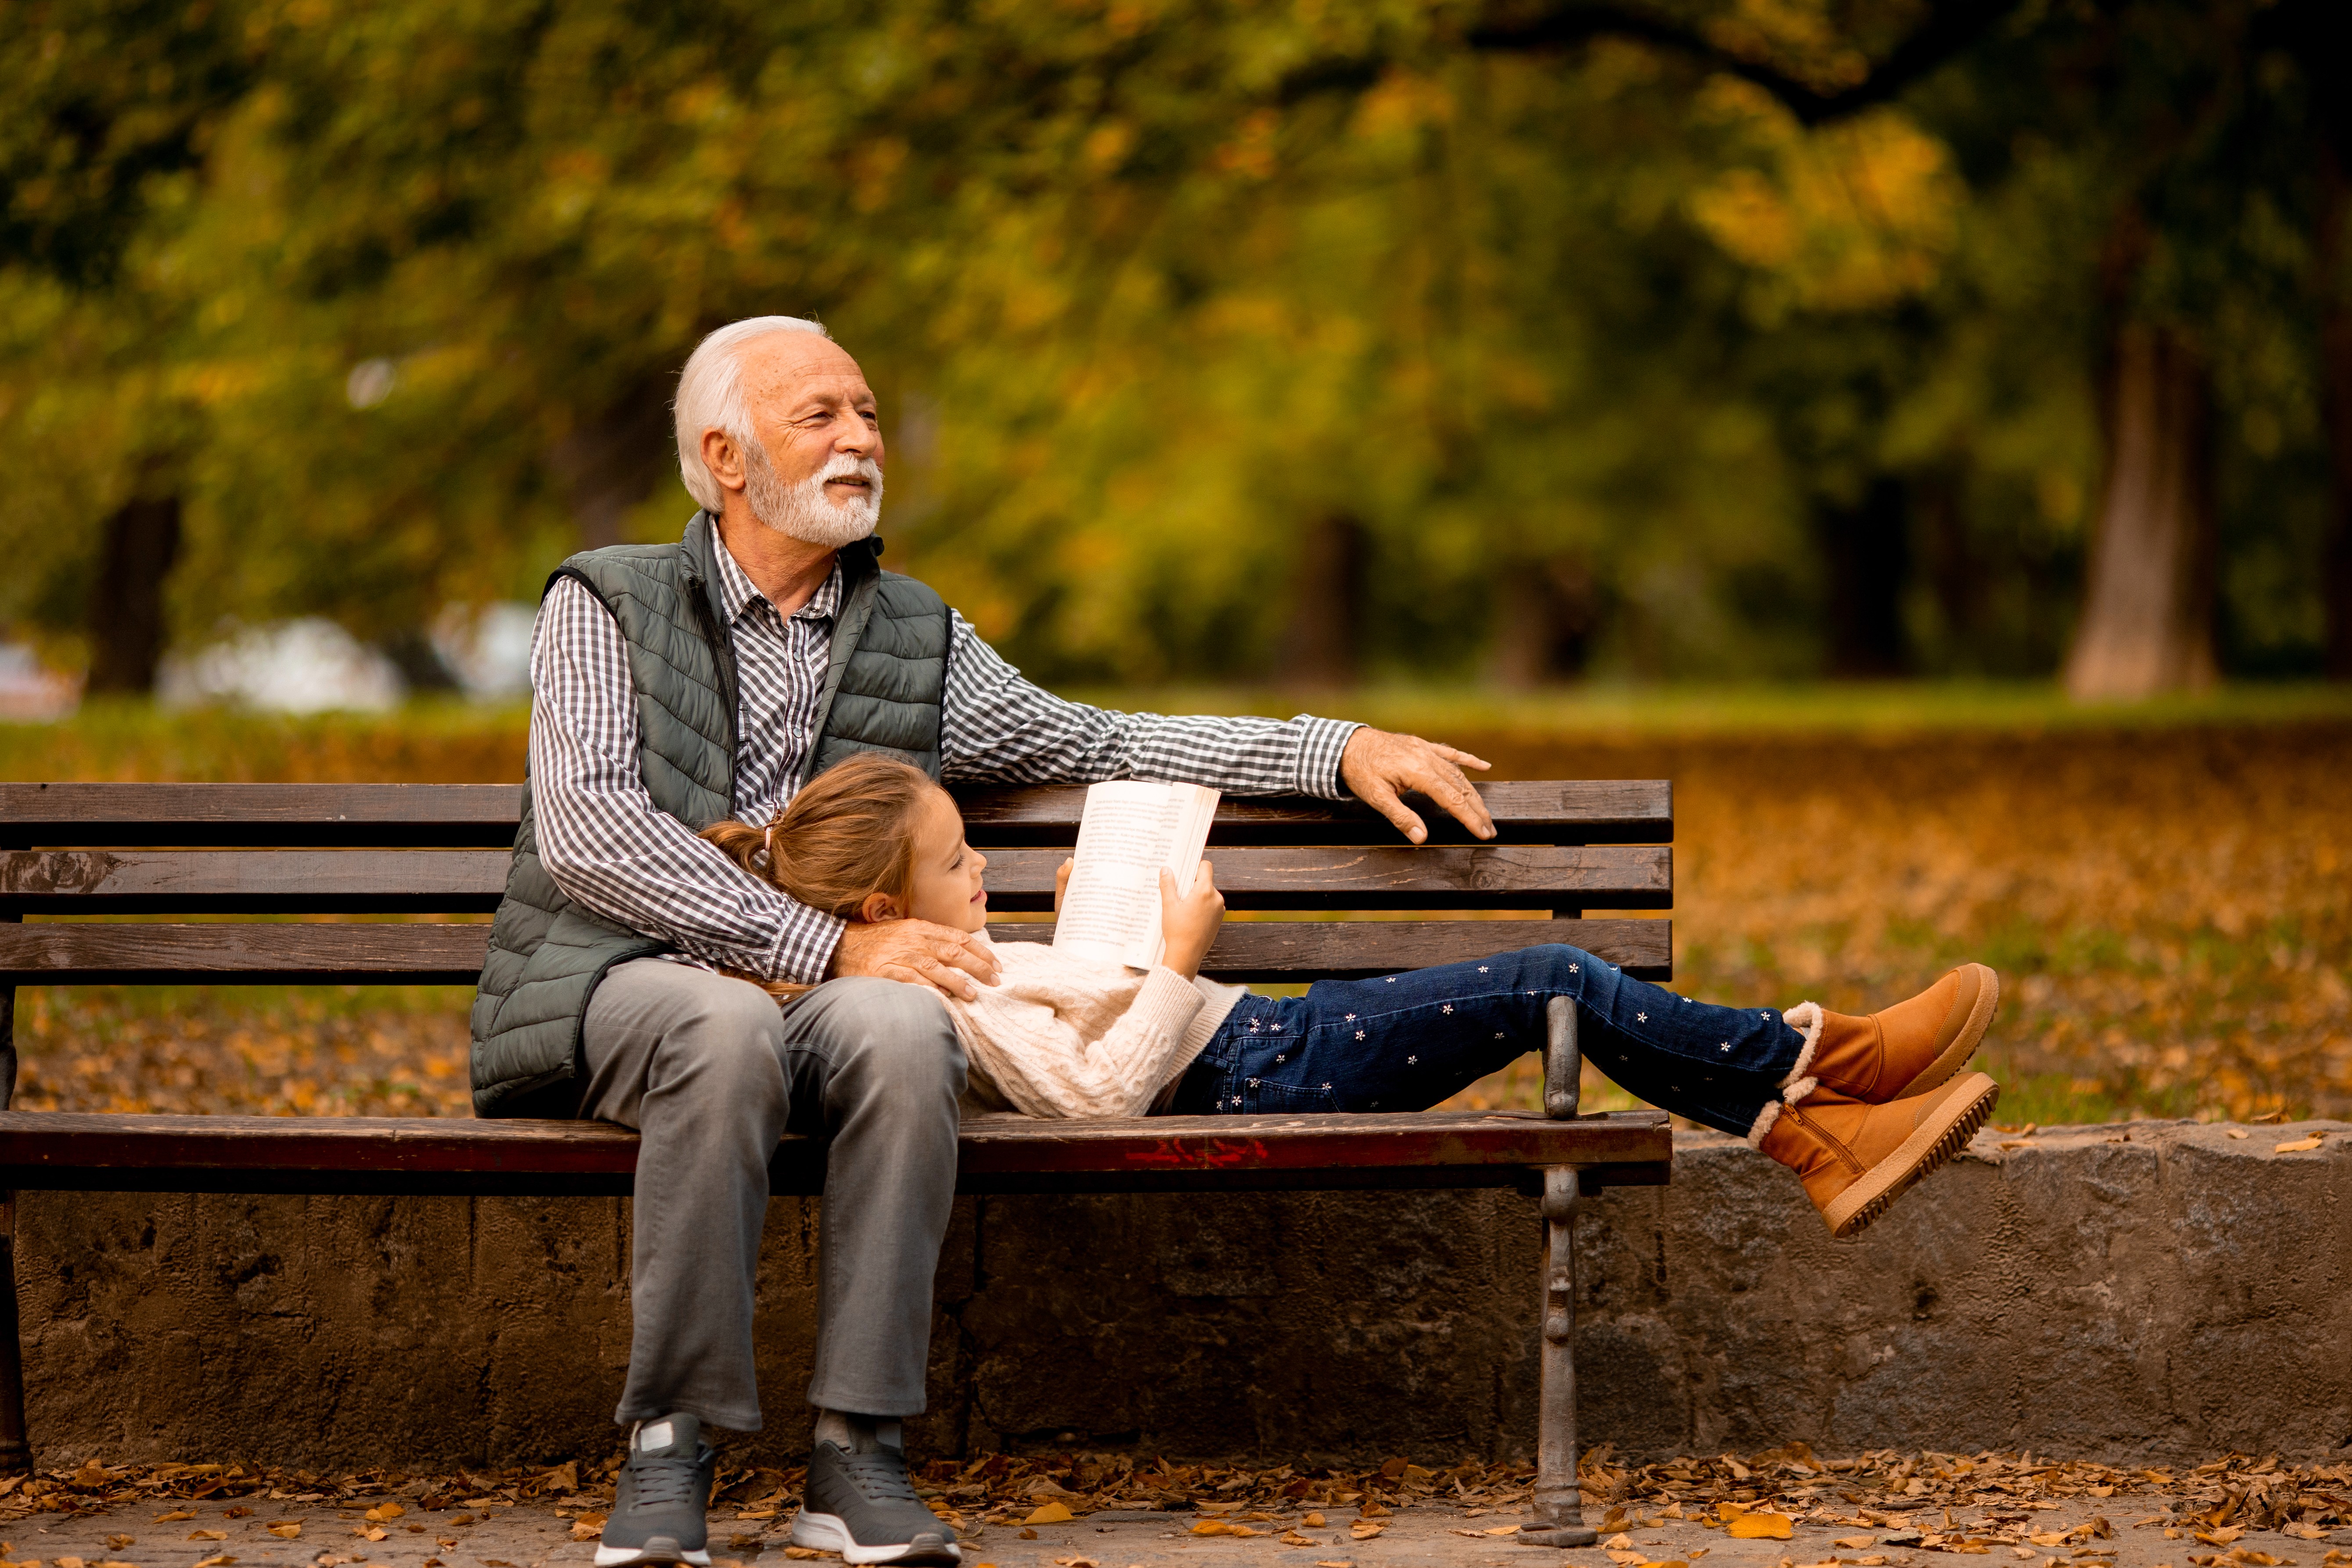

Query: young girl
[[704, 754, 2002, 1238]]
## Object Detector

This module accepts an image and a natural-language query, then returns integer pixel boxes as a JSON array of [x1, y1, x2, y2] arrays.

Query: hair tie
[[763, 822, 777, 864]]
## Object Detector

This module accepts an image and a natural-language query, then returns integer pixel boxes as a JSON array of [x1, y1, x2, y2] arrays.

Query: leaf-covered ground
[[11, 715, 2348, 1125], [3, 1445, 2347, 1547]]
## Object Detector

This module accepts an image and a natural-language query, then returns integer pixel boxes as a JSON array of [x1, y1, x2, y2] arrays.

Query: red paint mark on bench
[[1123, 1138, 1270, 1169]]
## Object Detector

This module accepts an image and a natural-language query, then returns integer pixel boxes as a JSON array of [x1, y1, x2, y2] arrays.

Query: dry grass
[[8, 708, 2348, 1125]]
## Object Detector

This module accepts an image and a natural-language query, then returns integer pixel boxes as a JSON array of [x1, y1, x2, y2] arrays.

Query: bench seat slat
[[0, 917, 1673, 985], [1, 781, 1671, 849], [0, 845, 1671, 914], [0, 1109, 1672, 1197]]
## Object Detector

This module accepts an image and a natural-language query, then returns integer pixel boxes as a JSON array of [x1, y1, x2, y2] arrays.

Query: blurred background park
[[1, 0, 2346, 1124]]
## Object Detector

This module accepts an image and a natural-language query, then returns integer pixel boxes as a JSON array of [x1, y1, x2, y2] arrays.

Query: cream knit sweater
[[945, 933, 1247, 1119]]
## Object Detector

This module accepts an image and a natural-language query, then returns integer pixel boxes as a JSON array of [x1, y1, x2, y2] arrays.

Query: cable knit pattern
[[946, 936, 1245, 1118]]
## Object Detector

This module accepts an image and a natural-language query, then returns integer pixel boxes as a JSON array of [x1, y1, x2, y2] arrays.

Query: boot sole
[[1821, 1073, 2000, 1239], [1889, 964, 2001, 1100], [792, 1511, 963, 1566]]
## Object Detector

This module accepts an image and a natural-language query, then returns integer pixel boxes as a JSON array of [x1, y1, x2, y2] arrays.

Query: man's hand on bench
[[829, 918, 1002, 999], [1340, 727, 1496, 844]]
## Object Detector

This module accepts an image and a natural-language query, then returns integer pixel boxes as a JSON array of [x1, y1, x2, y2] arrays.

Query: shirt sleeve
[[526, 576, 846, 983], [939, 611, 1359, 796]]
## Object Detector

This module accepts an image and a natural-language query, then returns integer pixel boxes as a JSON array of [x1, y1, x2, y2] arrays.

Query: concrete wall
[[18, 1120, 2349, 1470]]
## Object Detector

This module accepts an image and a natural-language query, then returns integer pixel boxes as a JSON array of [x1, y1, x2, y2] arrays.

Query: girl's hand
[[1159, 862, 1224, 978], [1054, 857, 1073, 913]]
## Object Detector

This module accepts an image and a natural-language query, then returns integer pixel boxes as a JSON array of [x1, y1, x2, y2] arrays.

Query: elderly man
[[470, 316, 1497, 1568]]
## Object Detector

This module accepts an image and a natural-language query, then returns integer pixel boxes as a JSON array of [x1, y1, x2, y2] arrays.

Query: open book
[[1051, 781, 1221, 970]]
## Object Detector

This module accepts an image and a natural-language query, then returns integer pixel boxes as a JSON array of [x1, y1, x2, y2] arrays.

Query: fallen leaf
[[1192, 1522, 1235, 1538], [1609, 1536, 1638, 1551], [1453, 1532, 1489, 1542], [1027, 1503, 1074, 1526], [1019, 1530, 1039, 1541], [1349, 1524, 1385, 1541], [155, 1512, 196, 1524], [450, 1515, 475, 1528], [2032, 1535, 2072, 1547], [365, 1504, 406, 1524], [1730, 1516, 1795, 1541], [267, 1524, 302, 1539], [1314, 1561, 1355, 1567], [1279, 1532, 1317, 1547], [2275, 1136, 2324, 1154], [572, 1523, 604, 1542], [1841, 1538, 1878, 1549], [194, 1557, 236, 1568], [2198, 1530, 2247, 1546], [1485, 1526, 1524, 1536], [1301, 1514, 1326, 1528], [103, 1541, 131, 1553], [188, 1530, 228, 1542], [2234, 1554, 2286, 1565], [1051, 1557, 1099, 1568], [784, 1550, 823, 1561], [2226, 1130, 2250, 1140]]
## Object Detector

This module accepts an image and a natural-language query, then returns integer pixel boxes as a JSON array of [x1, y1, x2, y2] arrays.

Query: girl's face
[[871, 787, 988, 932]]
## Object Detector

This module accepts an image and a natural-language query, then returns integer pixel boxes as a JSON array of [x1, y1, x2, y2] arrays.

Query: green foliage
[[0, 0, 2342, 681]]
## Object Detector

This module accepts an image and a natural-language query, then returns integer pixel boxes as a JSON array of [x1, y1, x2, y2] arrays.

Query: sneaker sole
[[1890, 964, 2001, 1100], [792, 1510, 963, 1566], [595, 1542, 712, 1567], [1821, 1073, 2000, 1240]]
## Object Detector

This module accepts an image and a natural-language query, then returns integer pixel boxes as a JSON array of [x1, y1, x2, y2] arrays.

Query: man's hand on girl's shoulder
[[830, 919, 1001, 1000]]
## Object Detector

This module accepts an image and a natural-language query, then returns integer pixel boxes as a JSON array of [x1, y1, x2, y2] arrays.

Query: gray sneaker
[[791, 1441, 960, 1565], [595, 1413, 717, 1567]]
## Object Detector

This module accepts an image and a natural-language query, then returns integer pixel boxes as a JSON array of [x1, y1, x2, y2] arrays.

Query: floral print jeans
[[1160, 942, 1807, 1138]]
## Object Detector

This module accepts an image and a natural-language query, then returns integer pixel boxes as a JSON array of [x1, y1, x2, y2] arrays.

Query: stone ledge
[[14, 1118, 2347, 1467]]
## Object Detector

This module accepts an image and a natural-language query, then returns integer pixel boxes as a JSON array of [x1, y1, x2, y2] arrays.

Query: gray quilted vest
[[468, 513, 949, 1118]]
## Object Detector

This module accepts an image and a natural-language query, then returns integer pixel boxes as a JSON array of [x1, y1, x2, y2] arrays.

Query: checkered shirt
[[527, 531, 1359, 982]]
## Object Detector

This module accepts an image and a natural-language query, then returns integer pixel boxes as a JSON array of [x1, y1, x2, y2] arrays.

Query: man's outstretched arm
[[939, 613, 1494, 841]]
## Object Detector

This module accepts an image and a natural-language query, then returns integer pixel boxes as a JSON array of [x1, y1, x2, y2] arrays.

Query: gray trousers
[[579, 959, 967, 1432]]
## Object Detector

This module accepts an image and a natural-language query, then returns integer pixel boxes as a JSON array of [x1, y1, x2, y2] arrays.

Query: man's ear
[[700, 427, 749, 495], [859, 890, 901, 924]]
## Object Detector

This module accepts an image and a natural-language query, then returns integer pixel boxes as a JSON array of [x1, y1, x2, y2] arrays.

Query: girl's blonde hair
[[699, 752, 944, 996]]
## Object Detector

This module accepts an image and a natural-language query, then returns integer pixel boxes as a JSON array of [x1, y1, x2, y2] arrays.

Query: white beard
[[745, 445, 884, 547]]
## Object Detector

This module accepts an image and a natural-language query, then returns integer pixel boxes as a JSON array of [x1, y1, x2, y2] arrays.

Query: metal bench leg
[[1521, 996, 1596, 1547], [0, 975, 28, 1474]]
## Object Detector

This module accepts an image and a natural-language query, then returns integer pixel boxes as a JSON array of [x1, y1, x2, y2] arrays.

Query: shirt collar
[[713, 533, 843, 627]]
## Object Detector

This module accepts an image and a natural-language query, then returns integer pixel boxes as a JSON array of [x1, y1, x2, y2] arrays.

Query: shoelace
[[626, 1450, 707, 1510], [830, 1450, 922, 1506]]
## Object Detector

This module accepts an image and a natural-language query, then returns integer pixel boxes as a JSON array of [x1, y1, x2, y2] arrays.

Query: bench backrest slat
[[0, 916, 1673, 987], [0, 780, 1672, 847], [0, 844, 1670, 914]]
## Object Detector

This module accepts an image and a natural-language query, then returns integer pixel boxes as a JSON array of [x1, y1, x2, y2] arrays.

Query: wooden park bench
[[0, 778, 1675, 1546]]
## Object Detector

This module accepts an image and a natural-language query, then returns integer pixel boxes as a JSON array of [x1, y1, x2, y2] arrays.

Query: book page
[[1054, 781, 1220, 969]]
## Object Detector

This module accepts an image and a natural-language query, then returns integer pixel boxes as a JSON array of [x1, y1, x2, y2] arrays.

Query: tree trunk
[[549, 387, 675, 551], [1276, 513, 1367, 688], [2320, 147, 2352, 680], [1491, 557, 1603, 687], [2063, 323, 2219, 699], [1815, 475, 1912, 677], [84, 489, 183, 695]]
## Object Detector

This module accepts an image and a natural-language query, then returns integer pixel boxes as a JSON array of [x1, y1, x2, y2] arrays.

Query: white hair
[[673, 315, 832, 513]]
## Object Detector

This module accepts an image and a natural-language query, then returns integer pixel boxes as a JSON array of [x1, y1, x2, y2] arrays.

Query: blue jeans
[[1162, 943, 1806, 1138]]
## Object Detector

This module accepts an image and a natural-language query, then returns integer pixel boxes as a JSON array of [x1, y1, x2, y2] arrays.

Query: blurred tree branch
[[1466, 0, 2030, 123]]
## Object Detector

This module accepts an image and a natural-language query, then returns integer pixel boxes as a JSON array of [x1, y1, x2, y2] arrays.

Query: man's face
[[717, 332, 887, 545], [737, 331, 884, 496]]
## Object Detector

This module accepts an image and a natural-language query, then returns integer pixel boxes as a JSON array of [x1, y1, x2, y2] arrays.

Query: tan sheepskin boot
[[1781, 962, 2001, 1106], [1755, 1073, 2000, 1238]]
